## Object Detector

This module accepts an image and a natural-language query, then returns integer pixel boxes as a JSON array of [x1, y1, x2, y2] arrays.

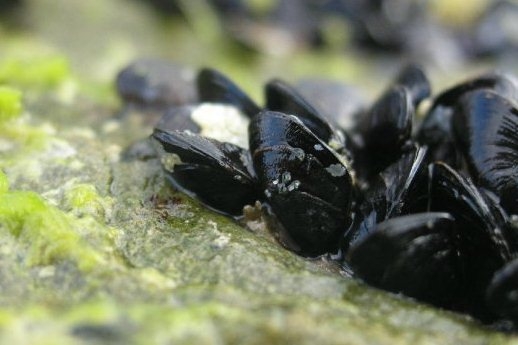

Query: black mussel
[[348, 212, 462, 308], [432, 73, 518, 107], [355, 85, 414, 178], [152, 129, 258, 216], [350, 0, 427, 52], [196, 68, 261, 118], [342, 146, 428, 252], [417, 72, 518, 167], [249, 110, 353, 256], [416, 104, 460, 167], [428, 162, 511, 319], [487, 258, 518, 322], [351, 64, 429, 178], [429, 162, 512, 261], [265, 79, 347, 151], [452, 89, 518, 216], [295, 79, 366, 132], [393, 64, 431, 108], [116, 59, 197, 108]]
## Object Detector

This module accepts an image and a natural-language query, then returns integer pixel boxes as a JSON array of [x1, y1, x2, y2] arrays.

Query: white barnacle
[[289, 147, 306, 161], [264, 189, 272, 198], [161, 153, 183, 172], [313, 144, 324, 151], [191, 103, 249, 148], [281, 171, 292, 183], [326, 163, 347, 177], [287, 180, 300, 192]]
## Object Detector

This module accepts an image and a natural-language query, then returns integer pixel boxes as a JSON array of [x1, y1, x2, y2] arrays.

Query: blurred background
[[0, 0, 517, 102]]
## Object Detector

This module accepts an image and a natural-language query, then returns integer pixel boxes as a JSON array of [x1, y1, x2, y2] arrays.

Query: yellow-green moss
[[0, 171, 8, 194], [0, 175, 105, 271], [0, 56, 70, 88], [0, 86, 22, 122], [64, 183, 112, 219]]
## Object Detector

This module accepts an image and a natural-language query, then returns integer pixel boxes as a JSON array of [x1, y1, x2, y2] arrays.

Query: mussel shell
[[487, 258, 518, 321], [265, 79, 345, 148], [429, 162, 511, 319], [116, 59, 197, 108], [416, 105, 460, 167], [196, 68, 261, 118], [452, 89, 518, 216], [393, 63, 431, 107], [348, 212, 463, 308], [295, 79, 366, 131], [152, 129, 258, 216], [432, 73, 518, 108], [355, 85, 413, 177], [342, 146, 428, 252], [249, 110, 353, 256], [417, 73, 518, 168], [429, 162, 511, 261]]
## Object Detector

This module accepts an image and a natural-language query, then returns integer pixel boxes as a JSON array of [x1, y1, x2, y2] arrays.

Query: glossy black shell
[[152, 129, 258, 216], [249, 110, 353, 256]]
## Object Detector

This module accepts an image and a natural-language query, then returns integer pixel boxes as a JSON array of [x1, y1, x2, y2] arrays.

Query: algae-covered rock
[[0, 1, 517, 344]]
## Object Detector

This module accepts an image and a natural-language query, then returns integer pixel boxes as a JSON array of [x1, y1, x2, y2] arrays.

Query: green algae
[[0, 291, 513, 345], [0, 172, 105, 270], [64, 183, 113, 219], [0, 55, 70, 88], [0, 86, 22, 122]]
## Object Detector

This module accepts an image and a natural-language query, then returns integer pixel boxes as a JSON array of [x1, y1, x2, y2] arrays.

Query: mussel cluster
[[137, 0, 518, 64], [117, 61, 518, 329]]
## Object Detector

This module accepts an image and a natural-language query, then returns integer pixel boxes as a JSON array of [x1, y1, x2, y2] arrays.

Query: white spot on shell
[[271, 172, 296, 194], [289, 148, 305, 161], [326, 163, 346, 177], [287, 180, 300, 191], [314, 144, 323, 151]]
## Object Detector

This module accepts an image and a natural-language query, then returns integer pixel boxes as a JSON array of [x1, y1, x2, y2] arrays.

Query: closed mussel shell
[[196, 68, 261, 118], [116, 59, 197, 108], [152, 129, 258, 217], [487, 258, 518, 322], [348, 212, 463, 308], [249, 110, 353, 256], [265, 79, 346, 150], [429, 162, 511, 319], [355, 85, 413, 178], [417, 73, 518, 167], [393, 63, 431, 107], [452, 89, 518, 216]]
